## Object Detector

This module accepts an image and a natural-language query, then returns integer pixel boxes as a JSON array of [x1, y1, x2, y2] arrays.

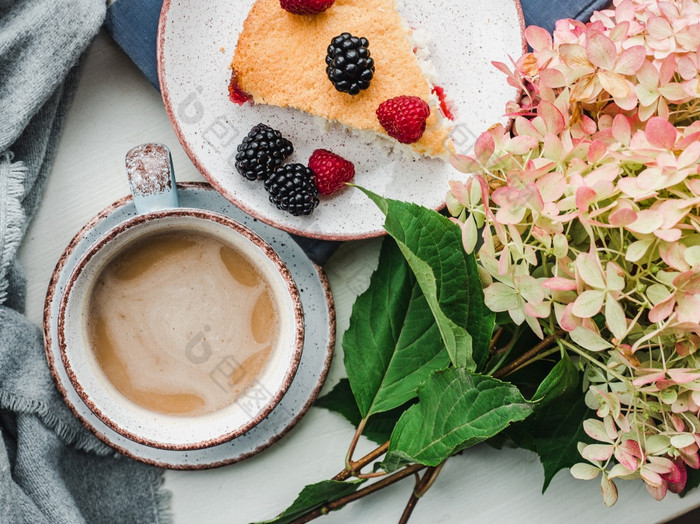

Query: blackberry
[[325, 33, 374, 95], [235, 124, 294, 181], [264, 164, 319, 216]]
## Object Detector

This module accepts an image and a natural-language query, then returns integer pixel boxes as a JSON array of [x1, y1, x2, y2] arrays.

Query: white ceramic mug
[[57, 144, 304, 450]]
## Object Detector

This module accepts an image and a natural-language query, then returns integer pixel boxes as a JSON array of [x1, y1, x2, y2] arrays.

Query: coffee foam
[[87, 233, 280, 417]]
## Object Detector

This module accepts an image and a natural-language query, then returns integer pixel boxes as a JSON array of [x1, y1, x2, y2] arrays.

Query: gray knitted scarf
[[1, 1, 170, 522]]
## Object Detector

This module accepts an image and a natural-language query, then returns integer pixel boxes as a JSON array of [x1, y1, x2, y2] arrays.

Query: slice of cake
[[229, 0, 452, 158]]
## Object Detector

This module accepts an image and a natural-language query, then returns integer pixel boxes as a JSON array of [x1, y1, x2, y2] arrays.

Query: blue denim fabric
[[522, 0, 611, 34]]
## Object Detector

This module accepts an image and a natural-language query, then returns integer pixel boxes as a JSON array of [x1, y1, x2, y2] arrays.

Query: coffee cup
[[57, 144, 304, 450]]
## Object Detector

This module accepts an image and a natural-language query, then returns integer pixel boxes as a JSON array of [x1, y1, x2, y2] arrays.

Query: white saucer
[[43, 183, 335, 469]]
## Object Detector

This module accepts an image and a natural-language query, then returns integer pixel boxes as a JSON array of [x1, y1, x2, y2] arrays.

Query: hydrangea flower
[[448, 0, 700, 505]]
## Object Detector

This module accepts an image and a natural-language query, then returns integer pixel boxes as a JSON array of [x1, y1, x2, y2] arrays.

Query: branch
[[493, 331, 564, 379], [290, 464, 426, 524], [397, 462, 446, 524], [344, 418, 367, 469], [334, 441, 390, 481]]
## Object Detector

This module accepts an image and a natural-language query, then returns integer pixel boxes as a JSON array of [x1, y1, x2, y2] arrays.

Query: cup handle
[[125, 143, 179, 214]]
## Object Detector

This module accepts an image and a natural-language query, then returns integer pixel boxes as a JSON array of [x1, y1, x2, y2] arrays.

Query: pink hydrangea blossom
[[448, 0, 700, 505]]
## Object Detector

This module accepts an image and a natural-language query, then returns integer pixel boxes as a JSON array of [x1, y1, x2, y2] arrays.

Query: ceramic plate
[[43, 183, 335, 469], [158, 0, 525, 240]]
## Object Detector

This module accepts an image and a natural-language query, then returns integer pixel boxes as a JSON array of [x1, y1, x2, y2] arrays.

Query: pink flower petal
[[677, 295, 700, 324], [666, 461, 688, 494], [605, 296, 628, 340], [575, 253, 605, 289], [645, 479, 668, 500], [632, 371, 667, 387], [539, 68, 567, 88], [667, 369, 700, 384], [647, 16, 673, 40], [615, 0, 635, 23], [637, 60, 660, 88], [627, 209, 664, 235], [660, 242, 690, 272], [505, 135, 539, 155], [649, 295, 676, 324], [570, 326, 612, 351], [537, 100, 566, 135], [615, 46, 646, 75], [609, 207, 637, 226], [636, 83, 660, 107], [583, 419, 612, 442], [587, 140, 606, 164], [658, 83, 691, 102], [646, 117, 678, 149], [599, 70, 631, 98], [582, 444, 615, 462], [515, 116, 540, 138], [654, 229, 682, 242], [659, 54, 678, 86], [587, 32, 617, 71], [525, 25, 552, 52], [615, 441, 642, 472], [560, 43, 591, 69], [601, 475, 619, 507], [559, 303, 580, 332], [450, 154, 482, 174], [543, 277, 578, 291], [573, 290, 606, 318], [474, 132, 496, 165], [678, 56, 698, 80], [576, 186, 598, 212], [611, 114, 631, 145]]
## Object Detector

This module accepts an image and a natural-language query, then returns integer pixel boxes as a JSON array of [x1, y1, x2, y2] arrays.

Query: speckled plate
[[43, 183, 335, 469], [158, 0, 525, 241]]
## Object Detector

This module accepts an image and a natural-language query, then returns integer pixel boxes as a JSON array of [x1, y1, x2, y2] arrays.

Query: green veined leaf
[[531, 352, 579, 406], [343, 239, 450, 418], [254, 480, 364, 524], [465, 254, 496, 369], [384, 368, 533, 470], [359, 187, 489, 370], [533, 385, 594, 492]]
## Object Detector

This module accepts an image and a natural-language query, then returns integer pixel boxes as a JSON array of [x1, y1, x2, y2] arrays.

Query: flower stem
[[398, 462, 447, 524], [345, 418, 367, 469], [290, 464, 426, 524], [334, 441, 390, 481], [494, 331, 564, 379]]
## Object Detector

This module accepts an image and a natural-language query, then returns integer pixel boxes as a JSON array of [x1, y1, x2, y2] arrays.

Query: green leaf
[[681, 467, 700, 497], [315, 379, 408, 445], [533, 386, 593, 492], [343, 238, 450, 417], [359, 188, 489, 370], [255, 480, 364, 524], [531, 352, 579, 406], [384, 368, 533, 470], [465, 254, 496, 368]]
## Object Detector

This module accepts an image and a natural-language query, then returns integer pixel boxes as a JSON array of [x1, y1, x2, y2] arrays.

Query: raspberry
[[264, 164, 320, 216], [235, 124, 294, 181], [326, 33, 375, 95], [280, 0, 335, 15], [376, 96, 431, 144], [308, 149, 355, 196]]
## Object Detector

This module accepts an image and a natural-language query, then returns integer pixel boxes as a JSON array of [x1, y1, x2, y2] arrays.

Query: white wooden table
[[18, 32, 700, 524]]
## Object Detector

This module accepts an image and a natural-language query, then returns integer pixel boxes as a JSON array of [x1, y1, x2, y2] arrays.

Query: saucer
[[43, 183, 335, 469]]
